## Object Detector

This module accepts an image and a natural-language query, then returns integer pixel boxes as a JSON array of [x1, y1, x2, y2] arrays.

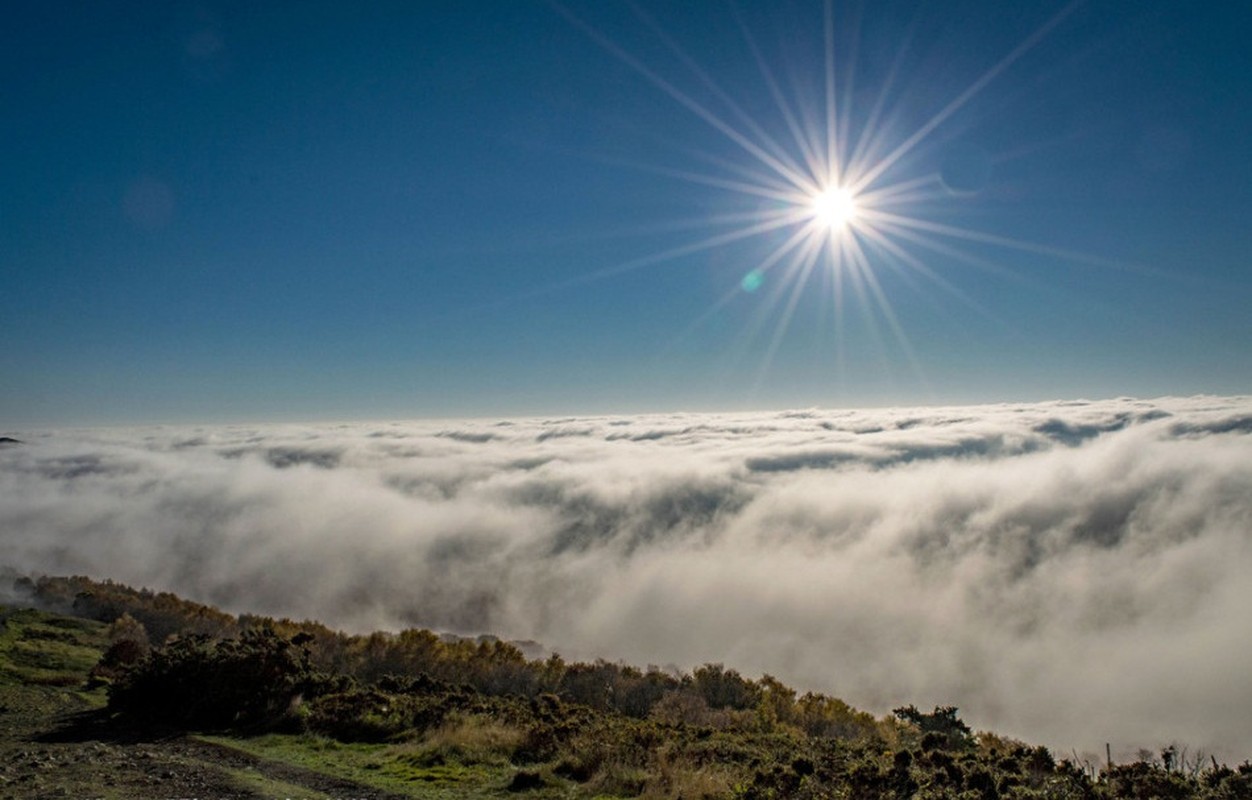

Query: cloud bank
[[3, 396, 1251, 758]]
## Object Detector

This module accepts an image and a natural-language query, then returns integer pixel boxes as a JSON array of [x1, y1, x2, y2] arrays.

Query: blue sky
[[4, 1, 1250, 425]]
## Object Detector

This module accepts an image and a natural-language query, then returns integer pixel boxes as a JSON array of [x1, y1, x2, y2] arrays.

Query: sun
[[809, 187, 858, 231], [552, 0, 1096, 392]]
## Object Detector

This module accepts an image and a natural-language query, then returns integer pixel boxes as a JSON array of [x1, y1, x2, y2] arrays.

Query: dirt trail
[[0, 685, 406, 800]]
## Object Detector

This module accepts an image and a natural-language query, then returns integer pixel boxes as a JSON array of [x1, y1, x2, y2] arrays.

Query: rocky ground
[[0, 683, 422, 800], [0, 683, 426, 800], [0, 606, 413, 800]]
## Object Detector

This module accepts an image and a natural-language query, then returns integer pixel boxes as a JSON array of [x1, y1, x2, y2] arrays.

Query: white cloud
[[3, 395, 1251, 758]]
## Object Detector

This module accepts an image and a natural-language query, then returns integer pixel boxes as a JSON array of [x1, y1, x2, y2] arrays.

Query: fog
[[3, 396, 1251, 758]]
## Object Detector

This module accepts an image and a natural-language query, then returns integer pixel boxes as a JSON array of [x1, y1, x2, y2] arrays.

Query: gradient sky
[[4, 1, 1251, 425]]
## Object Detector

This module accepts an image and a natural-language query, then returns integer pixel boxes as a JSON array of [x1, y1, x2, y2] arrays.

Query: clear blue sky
[[4, 1, 1250, 425]]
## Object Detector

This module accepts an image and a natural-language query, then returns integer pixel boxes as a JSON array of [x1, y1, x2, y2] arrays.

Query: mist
[[3, 396, 1251, 759]]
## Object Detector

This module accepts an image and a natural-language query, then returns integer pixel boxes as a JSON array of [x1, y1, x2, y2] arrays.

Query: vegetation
[[0, 605, 109, 688], [7, 572, 1252, 798]]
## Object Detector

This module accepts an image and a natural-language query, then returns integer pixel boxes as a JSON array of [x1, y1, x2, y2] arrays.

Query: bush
[[305, 689, 407, 741], [894, 704, 973, 751], [108, 628, 322, 730], [404, 713, 527, 766]]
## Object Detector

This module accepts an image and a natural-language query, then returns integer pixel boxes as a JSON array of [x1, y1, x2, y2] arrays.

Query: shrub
[[403, 713, 526, 766], [894, 705, 974, 751], [107, 627, 321, 730]]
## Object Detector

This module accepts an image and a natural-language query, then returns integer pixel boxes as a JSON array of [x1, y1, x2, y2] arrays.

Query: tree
[[893, 705, 973, 751], [691, 663, 761, 710]]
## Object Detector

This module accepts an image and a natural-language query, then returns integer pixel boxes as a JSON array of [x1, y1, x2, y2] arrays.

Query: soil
[[0, 684, 408, 800]]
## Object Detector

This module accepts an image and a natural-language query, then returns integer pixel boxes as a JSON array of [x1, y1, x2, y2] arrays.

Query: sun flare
[[809, 187, 858, 231], [553, 0, 1102, 395]]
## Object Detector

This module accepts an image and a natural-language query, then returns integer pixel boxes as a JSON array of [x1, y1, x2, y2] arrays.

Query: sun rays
[[540, 0, 1128, 396]]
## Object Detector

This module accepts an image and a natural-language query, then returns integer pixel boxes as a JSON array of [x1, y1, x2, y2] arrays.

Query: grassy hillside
[[3, 573, 1250, 799], [0, 606, 108, 688]]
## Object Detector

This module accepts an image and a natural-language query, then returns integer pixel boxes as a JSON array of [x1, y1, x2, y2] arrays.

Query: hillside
[[2, 573, 1249, 799]]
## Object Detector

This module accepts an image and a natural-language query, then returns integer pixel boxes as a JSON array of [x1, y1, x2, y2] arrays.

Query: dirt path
[[0, 685, 407, 800]]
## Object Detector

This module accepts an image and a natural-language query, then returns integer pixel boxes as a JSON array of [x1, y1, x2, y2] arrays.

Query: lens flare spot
[[741, 269, 764, 292]]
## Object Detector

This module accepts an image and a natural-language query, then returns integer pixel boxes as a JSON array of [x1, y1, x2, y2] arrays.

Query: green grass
[[221, 763, 339, 800], [202, 732, 568, 799], [0, 605, 109, 694]]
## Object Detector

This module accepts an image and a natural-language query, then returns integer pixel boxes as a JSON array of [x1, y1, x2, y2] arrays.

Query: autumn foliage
[[20, 574, 1252, 799]]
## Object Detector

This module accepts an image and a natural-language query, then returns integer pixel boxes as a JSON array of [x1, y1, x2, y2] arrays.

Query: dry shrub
[[405, 713, 526, 765], [586, 761, 651, 798], [649, 692, 737, 729], [648, 749, 737, 800], [556, 729, 737, 799]]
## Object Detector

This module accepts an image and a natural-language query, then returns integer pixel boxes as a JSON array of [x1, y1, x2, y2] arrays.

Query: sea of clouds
[[3, 395, 1251, 758]]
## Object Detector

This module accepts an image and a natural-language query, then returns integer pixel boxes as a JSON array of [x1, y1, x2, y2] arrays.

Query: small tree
[[691, 663, 761, 710], [893, 705, 973, 751], [106, 613, 150, 648]]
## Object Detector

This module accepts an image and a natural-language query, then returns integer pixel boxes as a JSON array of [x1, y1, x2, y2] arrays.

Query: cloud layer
[[3, 396, 1252, 758]]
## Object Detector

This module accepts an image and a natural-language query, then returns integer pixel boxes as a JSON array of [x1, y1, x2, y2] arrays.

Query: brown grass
[[400, 713, 526, 766]]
